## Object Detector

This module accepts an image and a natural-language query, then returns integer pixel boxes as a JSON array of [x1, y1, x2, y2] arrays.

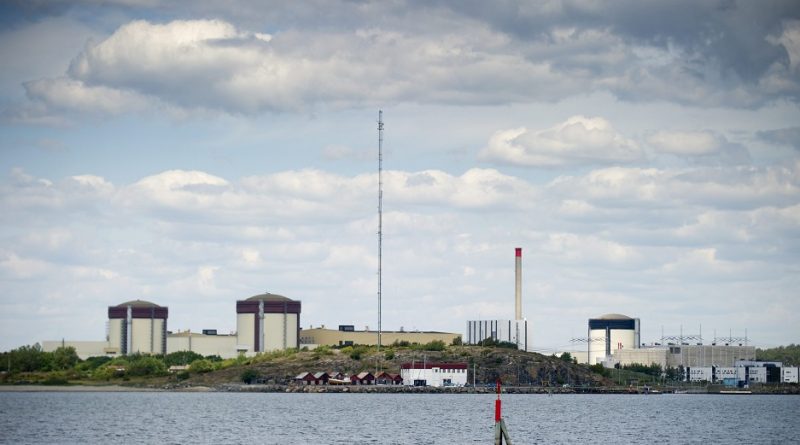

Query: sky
[[1, 0, 799, 354]]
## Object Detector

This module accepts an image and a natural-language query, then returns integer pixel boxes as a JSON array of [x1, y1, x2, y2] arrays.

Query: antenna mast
[[377, 110, 384, 352]]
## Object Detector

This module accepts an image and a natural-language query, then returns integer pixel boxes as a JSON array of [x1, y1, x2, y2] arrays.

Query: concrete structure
[[300, 326, 460, 348], [781, 367, 799, 384], [107, 300, 168, 355], [44, 292, 302, 359], [236, 293, 301, 353], [515, 247, 522, 320], [166, 331, 240, 358], [464, 248, 531, 351], [400, 362, 468, 387], [465, 319, 530, 351], [614, 344, 756, 369], [588, 313, 640, 365]]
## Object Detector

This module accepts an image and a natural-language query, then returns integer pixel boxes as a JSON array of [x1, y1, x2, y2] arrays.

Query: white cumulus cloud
[[480, 116, 642, 167]]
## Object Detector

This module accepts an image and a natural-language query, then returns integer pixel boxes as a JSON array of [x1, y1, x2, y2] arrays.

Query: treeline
[[0, 343, 244, 383], [757, 344, 800, 366]]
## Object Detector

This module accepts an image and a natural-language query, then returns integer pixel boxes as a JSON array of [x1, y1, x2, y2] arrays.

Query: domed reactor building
[[588, 313, 640, 365], [107, 300, 169, 355], [235, 293, 301, 353]]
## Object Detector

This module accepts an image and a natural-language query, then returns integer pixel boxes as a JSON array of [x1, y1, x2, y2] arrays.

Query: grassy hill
[[182, 345, 608, 388]]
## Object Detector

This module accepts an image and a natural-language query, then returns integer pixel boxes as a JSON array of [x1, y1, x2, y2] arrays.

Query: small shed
[[375, 372, 402, 385], [295, 372, 315, 385], [350, 371, 375, 385], [313, 372, 330, 385]]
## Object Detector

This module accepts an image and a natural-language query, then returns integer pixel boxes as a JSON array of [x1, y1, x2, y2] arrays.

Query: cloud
[[757, 126, 800, 150], [480, 116, 642, 167], [12, 4, 800, 119], [549, 162, 800, 210], [647, 130, 751, 165], [1, 159, 799, 349]]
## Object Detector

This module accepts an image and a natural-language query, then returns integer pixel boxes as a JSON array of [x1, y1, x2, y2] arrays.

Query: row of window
[[432, 368, 465, 373]]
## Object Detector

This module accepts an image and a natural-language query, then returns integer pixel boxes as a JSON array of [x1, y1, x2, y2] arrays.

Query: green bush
[[588, 363, 610, 378], [384, 349, 395, 360], [51, 347, 79, 370], [188, 359, 215, 373], [176, 371, 190, 381], [241, 368, 259, 384], [127, 356, 167, 376], [164, 351, 204, 367], [78, 356, 112, 371], [42, 374, 70, 385], [419, 340, 446, 351]]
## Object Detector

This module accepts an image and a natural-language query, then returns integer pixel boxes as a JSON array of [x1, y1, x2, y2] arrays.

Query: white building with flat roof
[[400, 362, 468, 387]]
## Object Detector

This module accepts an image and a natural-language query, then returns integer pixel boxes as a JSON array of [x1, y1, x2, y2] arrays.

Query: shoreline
[[2, 383, 797, 394]]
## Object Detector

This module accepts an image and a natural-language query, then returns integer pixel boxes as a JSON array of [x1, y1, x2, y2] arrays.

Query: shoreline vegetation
[[2, 342, 798, 395], [1, 383, 798, 395]]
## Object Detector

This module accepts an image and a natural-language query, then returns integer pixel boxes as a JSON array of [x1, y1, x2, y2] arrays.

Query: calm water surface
[[1, 392, 798, 444]]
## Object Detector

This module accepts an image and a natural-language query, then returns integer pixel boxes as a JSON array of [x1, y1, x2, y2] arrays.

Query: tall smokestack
[[515, 247, 522, 320]]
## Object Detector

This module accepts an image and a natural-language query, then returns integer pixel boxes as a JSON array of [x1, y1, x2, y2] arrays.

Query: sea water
[[1, 392, 798, 444]]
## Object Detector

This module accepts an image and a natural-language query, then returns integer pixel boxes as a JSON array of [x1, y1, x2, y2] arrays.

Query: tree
[[52, 346, 79, 370], [164, 351, 204, 367], [559, 352, 573, 363], [4, 344, 52, 372]]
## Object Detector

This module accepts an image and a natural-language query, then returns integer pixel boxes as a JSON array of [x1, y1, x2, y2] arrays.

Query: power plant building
[[613, 344, 755, 369], [43, 293, 302, 359], [465, 247, 531, 351], [588, 313, 641, 365], [43, 292, 462, 359], [300, 326, 460, 348], [236, 293, 301, 353], [107, 300, 168, 355]]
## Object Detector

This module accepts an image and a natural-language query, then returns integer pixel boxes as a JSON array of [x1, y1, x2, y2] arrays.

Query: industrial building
[[465, 248, 531, 351], [299, 325, 460, 348], [614, 344, 756, 369], [400, 362, 468, 387], [236, 294, 301, 353], [107, 300, 168, 355], [684, 361, 798, 386], [587, 313, 641, 365], [43, 292, 302, 359], [43, 292, 462, 359]]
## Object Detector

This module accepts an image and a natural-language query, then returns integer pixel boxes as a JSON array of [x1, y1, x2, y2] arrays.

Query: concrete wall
[[262, 313, 298, 351], [300, 328, 460, 348], [166, 333, 239, 359], [666, 345, 755, 368], [613, 348, 668, 368], [107, 318, 123, 354], [236, 313, 255, 353], [130, 318, 164, 354]]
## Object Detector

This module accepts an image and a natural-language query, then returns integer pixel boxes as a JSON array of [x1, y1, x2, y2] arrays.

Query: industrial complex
[[465, 248, 531, 351], [42, 293, 461, 360], [38, 244, 795, 388]]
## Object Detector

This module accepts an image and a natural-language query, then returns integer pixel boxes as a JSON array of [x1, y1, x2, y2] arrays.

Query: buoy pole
[[494, 379, 513, 444]]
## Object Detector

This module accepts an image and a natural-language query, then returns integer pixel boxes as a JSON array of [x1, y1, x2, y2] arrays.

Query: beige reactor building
[[44, 292, 461, 359]]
